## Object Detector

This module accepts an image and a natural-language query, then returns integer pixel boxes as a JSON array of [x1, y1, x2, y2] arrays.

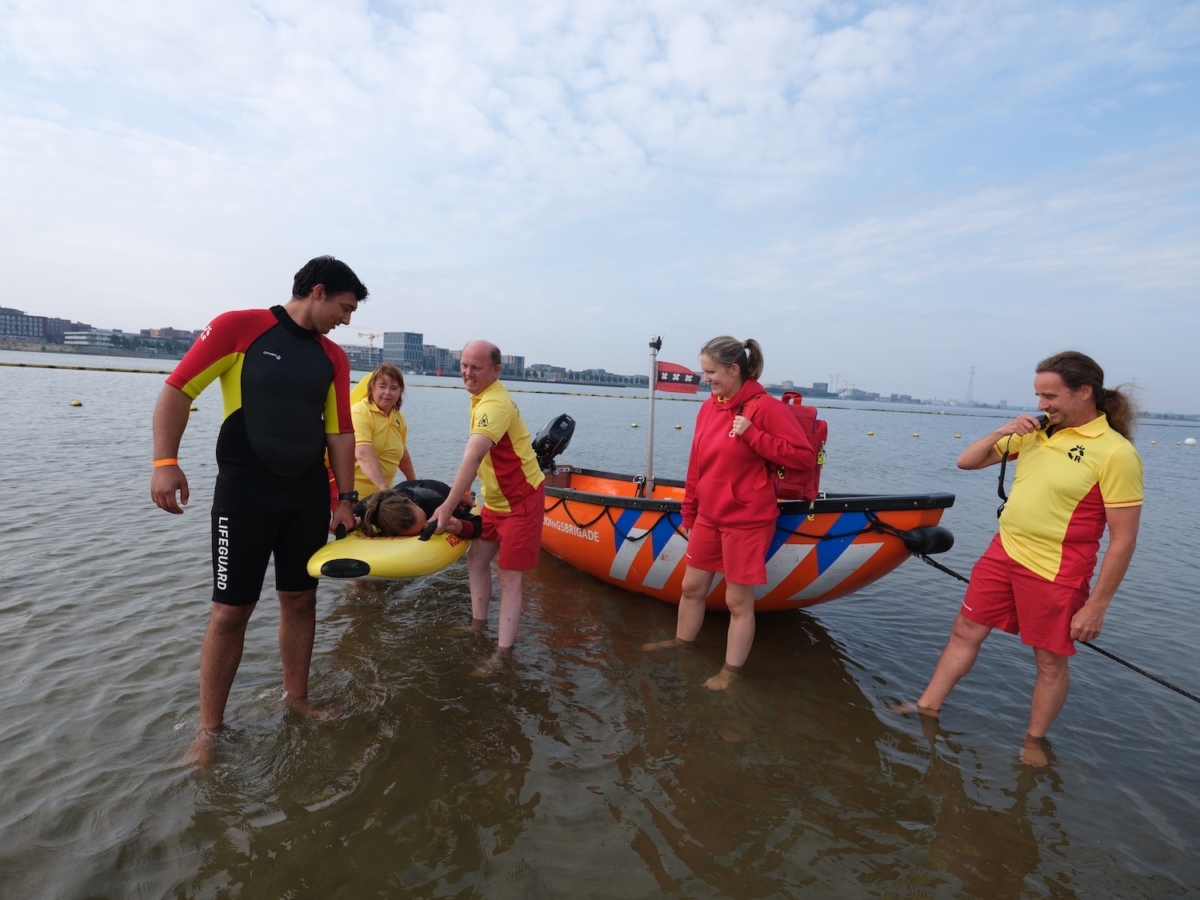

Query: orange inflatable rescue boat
[[535, 337, 956, 613]]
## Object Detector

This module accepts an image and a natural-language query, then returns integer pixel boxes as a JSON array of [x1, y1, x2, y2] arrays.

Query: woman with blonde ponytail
[[642, 336, 816, 690]]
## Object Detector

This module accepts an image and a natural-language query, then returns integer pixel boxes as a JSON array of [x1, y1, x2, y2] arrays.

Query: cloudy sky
[[2, 0, 1198, 410]]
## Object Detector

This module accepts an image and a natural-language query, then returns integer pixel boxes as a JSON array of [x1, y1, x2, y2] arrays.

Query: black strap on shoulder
[[996, 434, 1016, 518], [736, 395, 762, 419]]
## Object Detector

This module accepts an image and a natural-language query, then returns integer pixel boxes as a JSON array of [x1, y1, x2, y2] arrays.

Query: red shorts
[[960, 534, 1089, 656], [480, 484, 545, 571], [684, 514, 774, 585]]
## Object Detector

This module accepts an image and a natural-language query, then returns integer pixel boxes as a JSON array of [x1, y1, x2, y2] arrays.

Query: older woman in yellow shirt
[[352, 362, 416, 499]]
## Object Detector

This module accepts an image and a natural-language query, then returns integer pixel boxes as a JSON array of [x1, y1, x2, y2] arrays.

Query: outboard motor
[[532, 413, 575, 472]]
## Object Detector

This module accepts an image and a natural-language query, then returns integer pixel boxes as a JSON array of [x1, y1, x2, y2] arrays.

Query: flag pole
[[646, 336, 662, 496]]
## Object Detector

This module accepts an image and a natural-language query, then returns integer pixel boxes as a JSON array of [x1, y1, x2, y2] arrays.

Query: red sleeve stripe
[[166, 309, 276, 395]]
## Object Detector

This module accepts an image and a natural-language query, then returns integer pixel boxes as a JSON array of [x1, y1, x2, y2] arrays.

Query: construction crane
[[359, 331, 382, 349]]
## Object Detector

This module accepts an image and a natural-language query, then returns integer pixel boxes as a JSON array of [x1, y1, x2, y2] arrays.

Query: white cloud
[[719, 136, 1200, 296], [0, 0, 1197, 407]]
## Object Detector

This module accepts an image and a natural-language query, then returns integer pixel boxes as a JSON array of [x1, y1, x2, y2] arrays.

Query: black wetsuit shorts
[[210, 475, 330, 606], [167, 306, 353, 606]]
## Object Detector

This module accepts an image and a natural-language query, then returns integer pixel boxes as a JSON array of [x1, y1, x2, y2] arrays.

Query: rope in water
[[546, 499, 1198, 705], [921, 555, 1200, 705]]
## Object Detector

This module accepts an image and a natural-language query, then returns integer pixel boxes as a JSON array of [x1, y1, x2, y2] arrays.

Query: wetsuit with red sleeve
[[166, 306, 353, 605]]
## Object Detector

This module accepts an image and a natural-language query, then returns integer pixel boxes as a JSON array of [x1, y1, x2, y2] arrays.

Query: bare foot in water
[[470, 647, 513, 679], [888, 702, 941, 719], [447, 618, 489, 637], [641, 637, 689, 652], [284, 694, 342, 722], [1020, 734, 1050, 768], [703, 664, 741, 691], [179, 729, 218, 768]]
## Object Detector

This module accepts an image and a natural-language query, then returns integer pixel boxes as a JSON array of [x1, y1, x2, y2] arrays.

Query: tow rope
[[919, 555, 1200, 706], [546, 493, 1198, 704]]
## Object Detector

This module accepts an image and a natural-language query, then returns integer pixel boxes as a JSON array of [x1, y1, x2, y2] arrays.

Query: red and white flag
[[655, 361, 701, 394]]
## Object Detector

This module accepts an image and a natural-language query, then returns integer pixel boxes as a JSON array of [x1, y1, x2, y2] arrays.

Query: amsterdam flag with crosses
[[655, 361, 701, 394]]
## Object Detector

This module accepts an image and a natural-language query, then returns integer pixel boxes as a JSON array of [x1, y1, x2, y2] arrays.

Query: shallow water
[[1, 351, 1198, 898]]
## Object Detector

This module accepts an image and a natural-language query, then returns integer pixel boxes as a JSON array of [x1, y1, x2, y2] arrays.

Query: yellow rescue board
[[350, 372, 371, 405], [308, 530, 468, 580]]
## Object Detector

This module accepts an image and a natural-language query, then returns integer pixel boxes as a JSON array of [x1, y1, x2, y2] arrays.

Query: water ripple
[[1, 357, 1198, 897]]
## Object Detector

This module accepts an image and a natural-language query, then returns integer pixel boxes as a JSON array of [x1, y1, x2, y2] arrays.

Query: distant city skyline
[[3, 298, 1191, 411], [3, 303, 1195, 417]]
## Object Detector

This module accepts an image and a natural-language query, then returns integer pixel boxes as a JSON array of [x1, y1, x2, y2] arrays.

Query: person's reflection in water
[[176, 573, 553, 895], [600, 596, 1078, 897], [330, 577, 550, 862], [612, 608, 937, 895], [906, 712, 1065, 897]]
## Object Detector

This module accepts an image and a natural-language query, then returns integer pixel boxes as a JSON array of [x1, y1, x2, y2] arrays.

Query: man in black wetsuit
[[150, 256, 367, 765]]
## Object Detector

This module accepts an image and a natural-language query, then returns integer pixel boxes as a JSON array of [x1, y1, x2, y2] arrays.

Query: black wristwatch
[[337, 491, 359, 503]]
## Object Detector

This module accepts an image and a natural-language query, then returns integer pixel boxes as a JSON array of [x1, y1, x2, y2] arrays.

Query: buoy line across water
[[5, 362, 1199, 426]]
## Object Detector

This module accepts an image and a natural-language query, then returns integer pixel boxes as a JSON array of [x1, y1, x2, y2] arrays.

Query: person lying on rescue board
[[355, 479, 482, 539]]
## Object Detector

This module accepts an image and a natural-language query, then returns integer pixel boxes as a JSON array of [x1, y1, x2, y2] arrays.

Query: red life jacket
[[741, 391, 828, 501]]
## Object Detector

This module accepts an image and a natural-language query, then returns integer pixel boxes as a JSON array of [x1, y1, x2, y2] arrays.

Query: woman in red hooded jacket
[[643, 336, 816, 689]]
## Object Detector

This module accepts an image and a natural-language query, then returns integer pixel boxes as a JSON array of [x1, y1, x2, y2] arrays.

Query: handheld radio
[[997, 413, 1049, 517]]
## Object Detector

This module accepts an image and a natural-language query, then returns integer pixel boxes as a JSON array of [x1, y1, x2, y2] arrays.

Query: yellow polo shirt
[[470, 380, 544, 513], [996, 414, 1142, 584], [351, 397, 408, 498]]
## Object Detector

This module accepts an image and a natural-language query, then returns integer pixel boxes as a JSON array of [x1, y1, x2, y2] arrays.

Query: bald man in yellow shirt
[[433, 340, 546, 671], [909, 352, 1142, 766]]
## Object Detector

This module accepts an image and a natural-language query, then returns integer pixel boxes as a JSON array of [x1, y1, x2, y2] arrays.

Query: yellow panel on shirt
[[995, 414, 1142, 584], [470, 380, 544, 513], [351, 397, 408, 499]]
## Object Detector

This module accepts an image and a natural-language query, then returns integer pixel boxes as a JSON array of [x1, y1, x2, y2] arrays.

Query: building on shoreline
[[3, 306, 198, 355], [763, 381, 837, 399], [65, 327, 198, 354], [1, 307, 92, 345], [383, 332, 424, 370], [343, 345, 383, 370]]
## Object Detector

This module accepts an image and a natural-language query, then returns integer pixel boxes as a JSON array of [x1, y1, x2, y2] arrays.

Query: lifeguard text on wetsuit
[[216, 516, 230, 591]]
